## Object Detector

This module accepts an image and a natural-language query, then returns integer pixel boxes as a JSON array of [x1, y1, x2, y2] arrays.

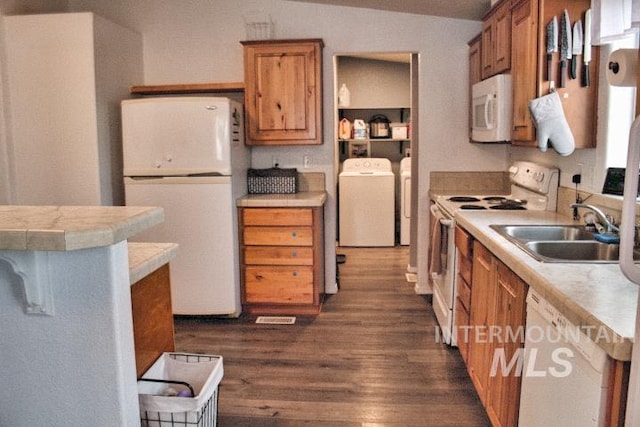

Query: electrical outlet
[[303, 155, 311, 168]]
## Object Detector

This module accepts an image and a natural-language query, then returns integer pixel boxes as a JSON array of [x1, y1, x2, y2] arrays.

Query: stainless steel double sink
[[490, 224, 638, 263]]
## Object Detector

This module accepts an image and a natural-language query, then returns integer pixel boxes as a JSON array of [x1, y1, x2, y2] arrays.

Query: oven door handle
[[430, 204, 454, 227]]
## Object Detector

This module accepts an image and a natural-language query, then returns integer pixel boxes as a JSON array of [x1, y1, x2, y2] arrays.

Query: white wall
[[2, 0, 509, 293]]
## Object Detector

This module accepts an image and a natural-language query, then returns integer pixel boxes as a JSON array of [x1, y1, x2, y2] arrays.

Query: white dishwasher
[[519, 289, 610, 427]]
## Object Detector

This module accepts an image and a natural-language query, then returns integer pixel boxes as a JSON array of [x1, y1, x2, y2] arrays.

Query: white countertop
[[128, 242, 179, 284], [0, 205, 164, 251], [237, 191, 327, 207], [454, 209, 638, 361]]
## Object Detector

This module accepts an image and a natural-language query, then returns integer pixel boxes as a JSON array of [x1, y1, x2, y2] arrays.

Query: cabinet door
[[486, 261, 527, 427], [468, 241, 496, 405], [481, 1, 512, 80], [493, 3, 512, 75], [468, 35, 482, 139], [510, 0, 538, 144], [243, 39, 323, 145], [481, 21, 495, 80]]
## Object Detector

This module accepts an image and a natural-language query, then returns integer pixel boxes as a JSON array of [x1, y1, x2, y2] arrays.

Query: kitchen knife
[[582, 9, 592, 87], [559, 9, 571, 88], [571, 19, 583, 79], [546, 17, 558, 82]]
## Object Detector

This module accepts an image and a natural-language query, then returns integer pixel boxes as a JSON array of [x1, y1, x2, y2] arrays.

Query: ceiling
[[285, 0, 492, 21]]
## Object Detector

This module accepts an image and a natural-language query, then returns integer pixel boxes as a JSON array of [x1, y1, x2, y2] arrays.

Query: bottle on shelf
[[338, 83, 350, 107]]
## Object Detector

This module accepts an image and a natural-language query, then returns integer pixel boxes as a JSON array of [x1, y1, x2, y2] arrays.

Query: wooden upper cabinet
[[510, 0, 538, 145], [469, 35, 482, 139], [481, 0, 512, 80], [242, 39, 323, 146]]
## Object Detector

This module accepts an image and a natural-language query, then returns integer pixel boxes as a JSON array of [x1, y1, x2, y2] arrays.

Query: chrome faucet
[[570, 203, 619, 233]]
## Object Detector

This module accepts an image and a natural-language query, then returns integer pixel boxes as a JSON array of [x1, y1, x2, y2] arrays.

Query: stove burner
[[483, 196, 507, 202], [449, 196, 480, 202], [489, 204, 527, 210], [460, 204, 487, 210]]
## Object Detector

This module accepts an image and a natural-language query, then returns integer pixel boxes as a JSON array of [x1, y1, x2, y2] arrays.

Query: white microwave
[[471, 74, 512, 142]]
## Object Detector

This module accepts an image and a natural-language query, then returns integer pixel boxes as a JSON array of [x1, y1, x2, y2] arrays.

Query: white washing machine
[[400, 157, 411, 245], [339, 158, 395, 247]]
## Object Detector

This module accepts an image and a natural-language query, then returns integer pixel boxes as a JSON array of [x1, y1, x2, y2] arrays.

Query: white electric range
[[430, 161, 559, 346]]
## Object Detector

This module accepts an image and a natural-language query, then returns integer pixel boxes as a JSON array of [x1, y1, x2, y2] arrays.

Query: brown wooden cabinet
[[510, 0, 538, 143], [131, 264, 175, 378], [510, 0, 598, 148], [468, 35, 482, 141], [454, 225, 474, 364], [466, 240, 527, 425], [461, 233, 630, 426], [486, 262, 527, 427], [239, 207, 324, 314], [468, 241, 496, 406], [481, 0, 512, 80], [242, 39, 323, 146]]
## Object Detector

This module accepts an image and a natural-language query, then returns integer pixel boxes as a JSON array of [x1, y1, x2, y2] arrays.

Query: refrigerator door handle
[[620, 115, 640, 284]]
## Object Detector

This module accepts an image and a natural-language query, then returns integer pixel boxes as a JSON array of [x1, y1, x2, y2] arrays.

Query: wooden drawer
[[455, 225, 473, 260], [244, 246, 314, 266], [244, 266, 314, 304], [457, 273, 472, 311], [455, 297, 470, 364], [243, 226, 313, 246], [242, 208, 313, 226], [458, 254, 472, 286]]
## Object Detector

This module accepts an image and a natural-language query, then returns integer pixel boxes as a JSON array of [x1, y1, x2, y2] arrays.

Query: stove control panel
[[510, 161, 559, 194]]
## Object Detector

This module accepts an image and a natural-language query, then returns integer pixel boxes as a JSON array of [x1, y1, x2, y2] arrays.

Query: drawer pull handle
[[292, 271, 298, 277], [255, 274, 264, 280], [291, 232, 297, 237], [291, 251, 298, 257]]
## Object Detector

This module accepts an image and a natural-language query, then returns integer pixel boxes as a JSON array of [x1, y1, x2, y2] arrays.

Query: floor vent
[[405, 273, 417, 283], [255, 316, 296, 325]]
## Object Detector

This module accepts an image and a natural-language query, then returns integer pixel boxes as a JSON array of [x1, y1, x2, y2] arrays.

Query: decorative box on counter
[[247, 167, 298, 194]]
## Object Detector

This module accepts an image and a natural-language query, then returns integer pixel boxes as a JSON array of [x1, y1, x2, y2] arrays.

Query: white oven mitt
[[528, 91, 575, 156]]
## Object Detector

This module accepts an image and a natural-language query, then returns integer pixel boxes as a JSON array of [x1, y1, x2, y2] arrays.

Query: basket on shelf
[[247, 167, 298, 194]]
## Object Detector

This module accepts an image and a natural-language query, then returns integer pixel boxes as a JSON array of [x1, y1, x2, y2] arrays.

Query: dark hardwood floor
[[174, 246, 489, 426]]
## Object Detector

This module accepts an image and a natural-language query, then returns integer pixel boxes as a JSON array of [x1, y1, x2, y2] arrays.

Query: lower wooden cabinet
[[455, 225, 474, 364], [131, 264, 175, 378], [467, 239, 527, 426], [239, 207, 324, 315], [460, 234, 630, 427]]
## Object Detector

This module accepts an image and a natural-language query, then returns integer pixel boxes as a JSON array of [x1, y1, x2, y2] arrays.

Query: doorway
[[333, 52, 419, 276]]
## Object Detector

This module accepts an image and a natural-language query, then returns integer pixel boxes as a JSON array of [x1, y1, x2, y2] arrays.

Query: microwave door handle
[[484, 94, 494, 130]]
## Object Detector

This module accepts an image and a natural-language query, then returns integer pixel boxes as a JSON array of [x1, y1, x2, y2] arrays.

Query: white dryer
[[339, 158, 395, 247], [400, 157, 411, 245]]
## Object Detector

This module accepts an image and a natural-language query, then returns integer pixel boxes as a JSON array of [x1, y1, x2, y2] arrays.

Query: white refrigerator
[[122, 97, 249, 316]]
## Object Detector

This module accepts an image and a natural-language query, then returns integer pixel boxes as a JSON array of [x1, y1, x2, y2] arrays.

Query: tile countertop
[[128, 242, 179, 285], [454, 209, 638, 361], [237, 191, 327, 208], [0, 205, 164, 251]]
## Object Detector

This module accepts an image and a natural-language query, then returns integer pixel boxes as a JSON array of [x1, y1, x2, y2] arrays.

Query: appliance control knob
[[165, 153, 173, 162], [509, 166, 518, 175], [363, 161, 371, 168], [155, 161, 162, 168]]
